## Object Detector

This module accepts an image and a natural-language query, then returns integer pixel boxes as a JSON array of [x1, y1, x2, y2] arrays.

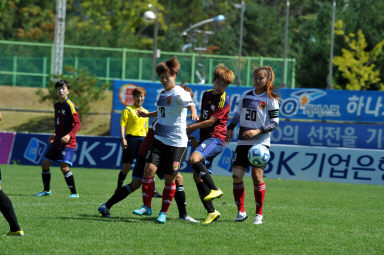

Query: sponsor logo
[[118, 84, 137, 106], [259, 101, 266, 110], [167, 96, 172, 105], [23, 137, 47, 164]]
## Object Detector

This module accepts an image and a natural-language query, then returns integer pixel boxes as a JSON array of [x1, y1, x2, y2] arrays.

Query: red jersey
[[51, 99, 81, 149], [138, 118, 157, 156], [199, 90, 230, 144]]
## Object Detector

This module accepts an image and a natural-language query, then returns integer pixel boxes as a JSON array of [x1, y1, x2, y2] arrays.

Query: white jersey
[[229, 89, 279, 147], [154, 85, 195, 147]]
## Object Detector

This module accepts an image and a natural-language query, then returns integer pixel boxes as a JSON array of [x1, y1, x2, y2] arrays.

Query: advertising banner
[[9, 133, 384, 185], [211, 143, 384, 185], [11, 133, 123, 169], [113, 80, 384, 123], [0, 132, 15, 164]]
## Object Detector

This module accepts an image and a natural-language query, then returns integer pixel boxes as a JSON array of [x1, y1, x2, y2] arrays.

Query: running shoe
[[203, 210, 220, 224], [203, 189, 223, 202], [132, 206, 152, 216], [33, 190, 52, 197]]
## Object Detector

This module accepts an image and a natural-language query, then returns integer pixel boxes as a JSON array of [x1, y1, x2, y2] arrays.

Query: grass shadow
[[12, 116, 53, 133], [54, 213, 156, 223]]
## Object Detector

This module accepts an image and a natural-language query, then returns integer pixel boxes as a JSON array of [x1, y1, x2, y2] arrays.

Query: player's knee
[[232, 174, 241, 182]]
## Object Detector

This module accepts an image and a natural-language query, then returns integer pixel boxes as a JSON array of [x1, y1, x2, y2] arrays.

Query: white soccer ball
[[143, 10, 156, 23], [248, 144, 270, 167]]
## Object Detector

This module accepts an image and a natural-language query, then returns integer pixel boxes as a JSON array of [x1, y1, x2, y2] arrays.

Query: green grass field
[[1, 165, 383, 255]]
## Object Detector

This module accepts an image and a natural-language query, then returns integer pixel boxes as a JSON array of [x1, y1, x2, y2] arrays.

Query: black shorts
[[146, 139, 187, 175], [122, 135, 144, 164], [132, 154, 164, 180], [232, 145, 268, 170]]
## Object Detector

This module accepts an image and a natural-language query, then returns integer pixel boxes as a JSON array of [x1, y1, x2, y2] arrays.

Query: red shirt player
[[186, 64, 235, 224], [34, 80, 81, 199]]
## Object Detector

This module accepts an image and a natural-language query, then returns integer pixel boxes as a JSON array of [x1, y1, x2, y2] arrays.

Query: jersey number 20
[[245, 109, 257, 121]]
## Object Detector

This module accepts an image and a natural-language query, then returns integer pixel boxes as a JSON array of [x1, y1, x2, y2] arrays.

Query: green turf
[[0, 165, 383, 254]]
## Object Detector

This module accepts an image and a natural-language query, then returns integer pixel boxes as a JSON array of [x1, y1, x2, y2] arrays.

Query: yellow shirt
[[120, 105, 149, 137]]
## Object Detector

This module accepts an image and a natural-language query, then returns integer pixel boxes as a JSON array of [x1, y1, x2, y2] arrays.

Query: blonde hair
[[213, 64, 235, 85]]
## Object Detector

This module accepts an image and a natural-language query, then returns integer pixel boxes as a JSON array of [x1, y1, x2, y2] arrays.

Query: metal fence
[[0, 40, 295, 88]]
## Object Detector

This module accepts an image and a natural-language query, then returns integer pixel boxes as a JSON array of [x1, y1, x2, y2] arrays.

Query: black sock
[[196, 182, 215, 213], [192, 162, 217, 190], [174, 185, 187, 218], [117, 171, 127, 189], [0, 190, 21, 232], [42, 170, 51, 191], [63, 171, 77, 194], [106, 184, 133, 209]]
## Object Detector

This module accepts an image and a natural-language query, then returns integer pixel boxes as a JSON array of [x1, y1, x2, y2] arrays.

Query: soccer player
[[0, 112, 24, 237], [226, 66, 279, 224], [186, 64, 234, 224], [34, 80, 81, 198], [116, 86, 149, 190], [134, 56, 198, 224], [98, 117, 198, 223]]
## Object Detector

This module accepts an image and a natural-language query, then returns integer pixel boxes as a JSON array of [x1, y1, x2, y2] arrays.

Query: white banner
[[208, 143, 384, 185]]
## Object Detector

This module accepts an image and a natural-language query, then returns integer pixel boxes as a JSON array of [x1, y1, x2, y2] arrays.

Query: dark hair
[[253, 66, 279, 100], [133, 86, 146, 97], [156, 56, 180, 76], [55, 80, 70, 90], [178, 84, 194, 97]]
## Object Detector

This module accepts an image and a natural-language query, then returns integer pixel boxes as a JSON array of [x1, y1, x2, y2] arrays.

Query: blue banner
[[9, 133, 384, 185], [113, 80, 384, 123], [11, 133, 123, 169]]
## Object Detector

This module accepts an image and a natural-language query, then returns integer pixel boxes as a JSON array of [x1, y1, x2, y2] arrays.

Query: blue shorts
[[0, 168, 2, 184], [122, 135, 144, 164], [43, 147, 76, 166], [195, 137, 224, 173]]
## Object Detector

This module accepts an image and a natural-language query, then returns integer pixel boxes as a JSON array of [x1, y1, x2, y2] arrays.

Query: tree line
[[1, 0, 383, 90]]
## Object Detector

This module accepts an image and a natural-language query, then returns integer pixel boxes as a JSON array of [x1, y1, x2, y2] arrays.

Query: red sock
[[254, 182, 265, 215], [160, 184, 176, 213], [233, 182, 245, 213], [142, 177, 155, 208]]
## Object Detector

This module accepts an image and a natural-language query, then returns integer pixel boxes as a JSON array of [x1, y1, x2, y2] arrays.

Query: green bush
[[36, 66, 111, 118]]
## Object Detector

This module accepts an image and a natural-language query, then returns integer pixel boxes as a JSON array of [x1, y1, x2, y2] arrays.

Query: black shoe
[[153, 191, 162, 198]]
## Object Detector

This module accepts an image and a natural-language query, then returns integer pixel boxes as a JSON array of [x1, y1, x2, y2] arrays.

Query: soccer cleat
[[234, 211, 248, 222], [253, 214, 263, 225], [179, 215, 199, 223], [156, 212, 167, 224], [67, 193, 79, 198], [132, 206, 152, 216], [33, 190, 52, 197], [6, 230, 24, 237], [98, 203, 111, 217], [203, 189, 223, 202], [203, 210, 220, 224]]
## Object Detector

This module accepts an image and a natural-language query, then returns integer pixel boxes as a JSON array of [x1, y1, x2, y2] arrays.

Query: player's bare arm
[[48, 135, 55, 143], [120, 126, 128, 150], [60, 134, 71, 143], [136, 109, 157, 118], [225, 129, 233, 142], [186, 115, 218, 135], [188, 105, 199, 121], [242, 129, 262, 139]]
